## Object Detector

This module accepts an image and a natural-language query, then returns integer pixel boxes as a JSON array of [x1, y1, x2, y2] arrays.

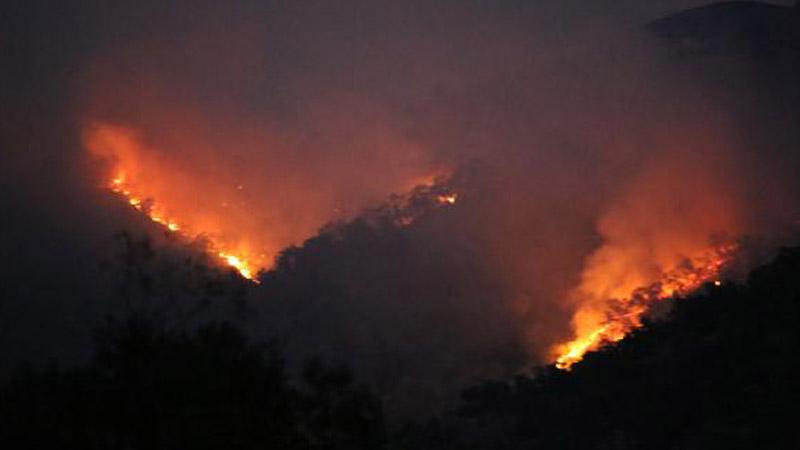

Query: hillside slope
[[397, 246, 800, 449]]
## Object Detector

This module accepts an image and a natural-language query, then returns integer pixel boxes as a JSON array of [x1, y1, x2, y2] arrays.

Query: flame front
[[107, 171, 261, 281], [548, 146, 744, 370], [86, 124, 267, 281], [553, 243, 736, 369], [85, 122, 452, 282], [218, 252, 255, 281]]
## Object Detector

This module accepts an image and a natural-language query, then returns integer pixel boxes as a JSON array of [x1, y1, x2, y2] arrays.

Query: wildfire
[[86, 123, 452, 283], [437, 193, 458, 205], [217, 252, 255, 281], [553, 242, 736, 369], [390, 188, 459, 227], [107, 172, 261, 282]]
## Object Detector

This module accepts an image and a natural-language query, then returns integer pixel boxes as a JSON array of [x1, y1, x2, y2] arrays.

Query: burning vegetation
[[4, 0, 800, 446], [70, 0, 800, 409], [84, 123, 269, 281], [85, 118, 745, 370], [107, 173, 259, 281], [554, 242, 738, 369], [84, 123, 457, 282], [86, 117, 748, 374]]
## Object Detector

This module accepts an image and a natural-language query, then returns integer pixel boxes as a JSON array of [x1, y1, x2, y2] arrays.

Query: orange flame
[[553, 243, 736, 369], [107, 171, 261, 281], [85, 122, 451, 282], [85, 125, 267, 281], [437, 193, 458, 205]]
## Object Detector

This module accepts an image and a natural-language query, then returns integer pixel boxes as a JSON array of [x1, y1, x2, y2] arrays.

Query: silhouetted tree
[[0, 315, 385, 450]]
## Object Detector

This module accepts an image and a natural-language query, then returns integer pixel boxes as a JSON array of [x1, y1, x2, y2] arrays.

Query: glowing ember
[[437, 193, 458, 205], [553, 243, 736, 370], [395, 189, 459, 226]]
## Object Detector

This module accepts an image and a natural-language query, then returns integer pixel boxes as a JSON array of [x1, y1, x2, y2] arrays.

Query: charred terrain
[[1, 1, 800, 449]]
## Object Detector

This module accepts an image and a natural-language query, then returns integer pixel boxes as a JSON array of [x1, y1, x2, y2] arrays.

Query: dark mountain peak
[[647, 1, 799, 55]]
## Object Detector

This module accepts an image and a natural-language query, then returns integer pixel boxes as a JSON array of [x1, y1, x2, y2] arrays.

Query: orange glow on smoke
[[107, 169, 260, 281], [550, 147, 742, 370], [85, 124, 271, 281], [84, 122, 450, 281], [553, 242, 737, 370]]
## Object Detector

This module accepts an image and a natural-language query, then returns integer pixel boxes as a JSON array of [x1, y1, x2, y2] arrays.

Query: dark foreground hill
[[647, 1, 800, 55], [392, 246, 800, 449], [2, 244, 798, 449], [0, 317, 386, 449]]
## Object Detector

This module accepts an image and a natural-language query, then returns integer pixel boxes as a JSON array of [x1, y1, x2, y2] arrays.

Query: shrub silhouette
[[0, 315, 385, 450]]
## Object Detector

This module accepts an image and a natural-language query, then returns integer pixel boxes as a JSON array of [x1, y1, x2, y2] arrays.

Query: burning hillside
[[554, 242, 738, 369], [549, 146, 746, 369], [84, 123, 269, 280], [50, 0, 800, 417], [84, 122, 456, 281]]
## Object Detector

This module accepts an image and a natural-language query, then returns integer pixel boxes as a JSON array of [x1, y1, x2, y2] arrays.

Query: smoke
[[3, 0, 800, 413]]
